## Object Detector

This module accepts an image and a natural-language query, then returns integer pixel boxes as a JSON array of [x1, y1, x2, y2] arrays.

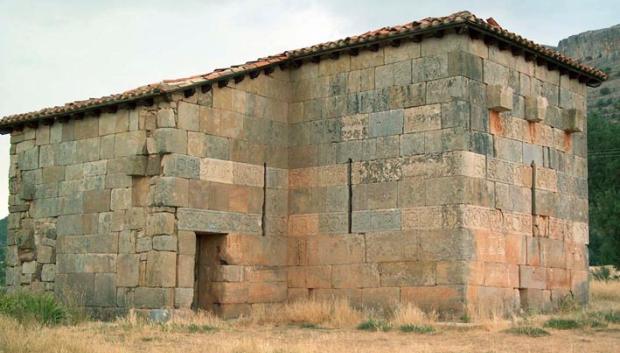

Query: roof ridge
[[0, 10, 607, 131]]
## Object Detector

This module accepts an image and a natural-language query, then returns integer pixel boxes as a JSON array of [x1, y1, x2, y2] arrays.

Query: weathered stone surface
[[487, 85, 513, 112], [146, 251, 176, 287]]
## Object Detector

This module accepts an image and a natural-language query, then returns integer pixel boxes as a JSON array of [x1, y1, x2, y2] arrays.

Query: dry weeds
[[1, 281, 619, 353]]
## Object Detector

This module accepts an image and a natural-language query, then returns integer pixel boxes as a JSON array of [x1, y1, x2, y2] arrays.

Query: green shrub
[[592, 267, 612, 281], [504, 326, 550, 337], [0, 291, 68, 325], [299, 322, 320, 329], [600, 87, 611, 95], [357, 319, 391, 332], [399, 324, 435, 334], [586, 311, 619, 325], [544, 318, 581, 330]]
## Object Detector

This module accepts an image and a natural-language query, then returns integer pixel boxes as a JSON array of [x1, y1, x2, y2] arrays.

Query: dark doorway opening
[[193, 232, 227, 311]]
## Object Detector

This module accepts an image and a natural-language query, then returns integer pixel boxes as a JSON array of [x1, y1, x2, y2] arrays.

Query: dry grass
[[1, 281, 620, 353], [390, 302, 438, 326], [591, 279, 620, 302]]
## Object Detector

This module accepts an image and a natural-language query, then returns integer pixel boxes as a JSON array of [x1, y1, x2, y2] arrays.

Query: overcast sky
[[0, 0, 618, 218]]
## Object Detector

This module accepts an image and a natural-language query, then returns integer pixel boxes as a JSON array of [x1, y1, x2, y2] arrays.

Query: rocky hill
[[557, 24, 620, 120]]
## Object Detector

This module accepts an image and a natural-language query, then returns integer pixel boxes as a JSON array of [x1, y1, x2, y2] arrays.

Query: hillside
[[557, 24, 620, 120], [557, 24, 620, 267]]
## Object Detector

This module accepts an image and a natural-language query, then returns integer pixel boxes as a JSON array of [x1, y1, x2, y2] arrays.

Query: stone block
[[519, 288, 551, 312], [157, 108, 176, 128], [94, 273, 116, 307], [426, 76, 468, 104], [146, 251, 177, 287], [161, 154, 200, 179], [178, 231, 196, 255], [404, 104, 441, 133], [361, 287, 400, 308], [306, 234, 365, 266], [211, 282, 249, 304], [305, 266, 332, 288], [441, 100, 470, 129], [524, 96, 547, 122], [365, 231, 419, 262], [151, 177, 188, 207], [487, 85, 513, 112], [368, 110, 403, 137], [111, 188, 132, 211], [134, 287, 172, 308], [177, 101, 200, 131], [248, 282, 287, 303], [146, 212, 176, 237], [116, 254, 139, 287], [401, 285, 464, 312], [351, 209, 401, 232], [387, 88, 417, 113], [114, 131, 146, 157], [41, 264, 56, 282], [375, 61, 412, 89], [177, 254, 194, 288], [76, 137, 100, 163], [84, 189, 111, 213], [153, 235, 177, 251], [563, 108, 585, 133], [448, 50, 483, 80], [331, 263, 380, 289], [175, 288, 194, 309], [154, 128, 187, 154], [519, 265, 546, 289], [379, 261, 436, 287], [200, 158, 233, 184]]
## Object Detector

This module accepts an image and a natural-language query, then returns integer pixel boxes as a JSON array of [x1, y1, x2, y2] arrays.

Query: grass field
[[1, 281, 619, 353]]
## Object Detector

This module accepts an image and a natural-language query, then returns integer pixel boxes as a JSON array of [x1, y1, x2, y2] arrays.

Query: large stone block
[[161, 154, 200, 179], [114, 131, 146, 157], [177, 254, 194, 288], [487, 85, 513, 112], [134, 287, 173, 308], [146, 251, 177, 287], [368, 110, 403, 137], [331, 263, 380, 289], [116, 254, 139, 287], [177, 101, 200, 131], [404, 104, 441, 133], [401, 285, 464, 312], [379, 261, 436, 287], [151, 177, 188, 207], [94, 273, 116, 307], [153, 128, 187, 154], [84, 189, 111, 213], [448, 50, 483, 80], [524, 96, 547, 122], [519, 265, 546, 289]]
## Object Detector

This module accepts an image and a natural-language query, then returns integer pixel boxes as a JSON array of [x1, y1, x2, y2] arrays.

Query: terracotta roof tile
[[0, 11, 607, 131]]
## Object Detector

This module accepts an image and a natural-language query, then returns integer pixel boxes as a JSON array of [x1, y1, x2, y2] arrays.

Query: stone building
[[0, 12, 607, 318]]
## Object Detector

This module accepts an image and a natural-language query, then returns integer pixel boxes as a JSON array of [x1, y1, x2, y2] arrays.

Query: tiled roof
[[0, 11, 607, 132]]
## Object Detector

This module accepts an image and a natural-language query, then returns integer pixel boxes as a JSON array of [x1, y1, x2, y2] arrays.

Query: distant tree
[[588, 113, 620, 268], [600, 87, 611, 95]]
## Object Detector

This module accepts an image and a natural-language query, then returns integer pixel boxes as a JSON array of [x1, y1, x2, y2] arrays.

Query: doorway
[[193, 232, 227, 311]]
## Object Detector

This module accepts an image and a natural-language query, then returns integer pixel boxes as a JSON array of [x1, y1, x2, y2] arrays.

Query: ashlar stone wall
[[5, 31, 590, 318]]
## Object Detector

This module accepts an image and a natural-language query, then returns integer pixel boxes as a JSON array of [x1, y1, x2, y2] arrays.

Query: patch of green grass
[[591, 310, 620, 324], [399, 324, 435, 334], [357, 319, 392, 332], [299, 323, 321, 329], [0, 291, 68, 326], [166, 323, 217, 334], [503, 326, 550, 337], [544, 318, 581, 330]]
